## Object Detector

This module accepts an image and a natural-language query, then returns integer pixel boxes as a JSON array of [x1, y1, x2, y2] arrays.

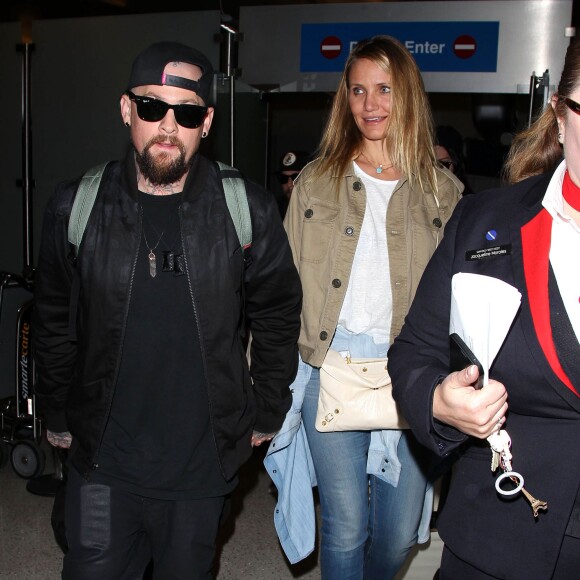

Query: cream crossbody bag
[[316, 349, 409, 432]]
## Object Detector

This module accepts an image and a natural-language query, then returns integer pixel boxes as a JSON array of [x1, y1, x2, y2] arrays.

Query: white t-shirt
[[337, 163, 397, 342]]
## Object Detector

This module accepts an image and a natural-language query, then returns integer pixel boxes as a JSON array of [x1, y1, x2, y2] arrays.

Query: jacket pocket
[[300, 199, 340, 264]]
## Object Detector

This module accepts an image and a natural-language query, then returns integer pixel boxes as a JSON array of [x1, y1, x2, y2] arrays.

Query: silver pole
[[230, 74, 235, 166], [541, 70, 550, 108], [17, 42, 34, 273], [527, 71, 537, 128], [527, 69, 551, 127]]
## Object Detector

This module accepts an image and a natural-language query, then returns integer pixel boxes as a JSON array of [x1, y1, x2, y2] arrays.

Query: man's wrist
[[252, 430, 277, 438]]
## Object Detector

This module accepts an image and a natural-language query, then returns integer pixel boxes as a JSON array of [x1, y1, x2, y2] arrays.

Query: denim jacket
[[264, 328, 434, 563], [264, 358, 316, 564]]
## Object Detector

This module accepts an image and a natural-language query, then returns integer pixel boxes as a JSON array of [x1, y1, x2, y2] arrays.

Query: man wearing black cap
[[33, 41, 301, 579], [273, 150, 310, 217]]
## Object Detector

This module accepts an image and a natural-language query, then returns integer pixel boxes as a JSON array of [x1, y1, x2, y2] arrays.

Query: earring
[[202, 131, 208, 138], [558, 132, 563, 143], [125, 121, 130, 128]]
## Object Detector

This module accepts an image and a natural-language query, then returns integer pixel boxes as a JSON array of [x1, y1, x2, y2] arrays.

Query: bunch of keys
[[487, 427, 548, 518]]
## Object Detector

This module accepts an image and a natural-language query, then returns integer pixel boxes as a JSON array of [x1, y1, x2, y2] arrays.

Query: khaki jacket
[[284, 160, 463, 368]]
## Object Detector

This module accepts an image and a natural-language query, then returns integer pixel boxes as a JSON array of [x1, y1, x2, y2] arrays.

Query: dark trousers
[[62, 466, 226, 580], [441, 539, 580, 580]]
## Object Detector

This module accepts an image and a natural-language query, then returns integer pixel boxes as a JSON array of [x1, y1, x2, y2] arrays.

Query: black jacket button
[[345, 226, 354, 236], [332, 279, 341, 288], [305, 209, 313, 218], [433, 217, 442, 228], [353, 181, 362, 191], [320, 331, 328, 340]]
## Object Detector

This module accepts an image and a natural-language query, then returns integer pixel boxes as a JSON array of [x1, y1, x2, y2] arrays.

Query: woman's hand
[[433, 365, 508, 439]]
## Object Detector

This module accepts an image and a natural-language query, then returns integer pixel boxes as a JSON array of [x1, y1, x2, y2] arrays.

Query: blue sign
[[301, 22, 499, 73]]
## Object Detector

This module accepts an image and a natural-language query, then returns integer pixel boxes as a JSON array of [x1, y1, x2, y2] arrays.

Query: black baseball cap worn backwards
[[127, 41, 214, 104]]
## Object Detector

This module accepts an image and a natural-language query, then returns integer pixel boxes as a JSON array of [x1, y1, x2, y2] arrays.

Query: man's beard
[[134, 135, 193, 186]]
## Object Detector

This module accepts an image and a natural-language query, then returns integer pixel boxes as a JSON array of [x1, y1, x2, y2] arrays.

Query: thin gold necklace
[[360, 151, 393, 175]]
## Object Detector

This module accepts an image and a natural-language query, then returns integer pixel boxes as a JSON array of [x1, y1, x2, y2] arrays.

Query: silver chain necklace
[[142, 225, 165, 278], [140, 193, 181, 278]]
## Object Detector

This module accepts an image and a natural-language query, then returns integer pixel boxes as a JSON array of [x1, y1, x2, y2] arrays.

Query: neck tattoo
[[136, 169, 182, 196], [141, 181, 180, 196], [360, 151, 393, 175], [562, 169, 580, 212]]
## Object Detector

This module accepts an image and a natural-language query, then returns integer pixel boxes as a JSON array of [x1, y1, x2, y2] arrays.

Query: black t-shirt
[[93, 191, 236, 499]]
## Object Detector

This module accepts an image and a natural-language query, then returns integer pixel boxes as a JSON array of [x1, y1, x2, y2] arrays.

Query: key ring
[[495, 471, 524, 496]]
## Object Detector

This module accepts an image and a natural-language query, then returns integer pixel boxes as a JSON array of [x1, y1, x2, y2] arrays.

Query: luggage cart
[[0, 271, 45, 479]]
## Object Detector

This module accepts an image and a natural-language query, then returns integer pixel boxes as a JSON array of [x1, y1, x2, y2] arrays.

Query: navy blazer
[[389, 170, 580, 579]]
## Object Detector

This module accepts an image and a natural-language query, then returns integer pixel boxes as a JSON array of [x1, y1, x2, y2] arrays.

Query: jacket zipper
[[86, 207, 142, 477], [179, 205, 228, 480]]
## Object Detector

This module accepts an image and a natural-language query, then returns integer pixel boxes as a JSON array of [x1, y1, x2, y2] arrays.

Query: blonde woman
[[280, 36, 463, 578]]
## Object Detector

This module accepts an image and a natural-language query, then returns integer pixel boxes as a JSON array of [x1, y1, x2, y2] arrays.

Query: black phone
[[449, 332, 484, 389]]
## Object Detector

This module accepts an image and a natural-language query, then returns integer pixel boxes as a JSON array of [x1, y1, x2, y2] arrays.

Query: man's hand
[[433, 364, 508, 439], [47, 430, 72, 449], [251, 431, 277, 447]]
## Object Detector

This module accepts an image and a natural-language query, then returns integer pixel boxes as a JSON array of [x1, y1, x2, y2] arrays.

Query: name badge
[[465, 244, 511, 261]]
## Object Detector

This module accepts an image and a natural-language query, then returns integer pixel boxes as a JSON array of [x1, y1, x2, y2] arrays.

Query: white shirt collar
[[542, 159, 580, 232]]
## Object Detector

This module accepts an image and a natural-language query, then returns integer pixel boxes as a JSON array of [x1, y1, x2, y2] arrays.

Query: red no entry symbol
[[320, 36, 342, 59], [453, 35, 477, 59]]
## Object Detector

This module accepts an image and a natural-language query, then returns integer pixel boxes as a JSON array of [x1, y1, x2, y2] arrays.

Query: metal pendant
[[148, 250, 157, 278], [376, 166, 383, 174]]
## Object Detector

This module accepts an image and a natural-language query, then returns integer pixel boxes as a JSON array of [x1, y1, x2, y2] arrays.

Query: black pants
[[62, 467, 226, 580], [440, 539, 580, 580]]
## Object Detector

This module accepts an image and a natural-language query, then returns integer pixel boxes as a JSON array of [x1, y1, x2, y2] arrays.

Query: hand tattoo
[[47, 430, 72, 449]]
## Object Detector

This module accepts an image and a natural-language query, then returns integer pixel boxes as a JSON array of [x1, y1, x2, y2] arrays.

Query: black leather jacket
[[33, 152, 301, 480]]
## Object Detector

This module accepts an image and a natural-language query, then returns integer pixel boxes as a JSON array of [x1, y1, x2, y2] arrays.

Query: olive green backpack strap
[[68, 161, 252, 255], [217, 161, 252, 252], [67, 162, 109, 255]]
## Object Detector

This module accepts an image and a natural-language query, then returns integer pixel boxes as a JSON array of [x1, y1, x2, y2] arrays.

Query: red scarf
[[562, 170, 580, 212], [521, 209, 579, 396]]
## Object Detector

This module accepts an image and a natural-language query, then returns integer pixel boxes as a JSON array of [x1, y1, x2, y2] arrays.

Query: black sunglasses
[[562, 96, 580, 116], [276, 173, 299, 185], [126, 91, 208, 129]]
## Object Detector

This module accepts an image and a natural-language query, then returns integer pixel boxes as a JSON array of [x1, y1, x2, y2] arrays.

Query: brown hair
[[503, 39, 580, 183], [313, 35, 437, 192]]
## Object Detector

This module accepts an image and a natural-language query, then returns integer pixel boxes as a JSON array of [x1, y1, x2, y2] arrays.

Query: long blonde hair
[[503, 39, 580, 183], [314, 35, 438, 192]]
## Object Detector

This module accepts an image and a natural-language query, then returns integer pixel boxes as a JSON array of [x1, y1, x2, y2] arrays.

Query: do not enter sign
[[453, 35, 477, 59], [320, 36, 342, 59]]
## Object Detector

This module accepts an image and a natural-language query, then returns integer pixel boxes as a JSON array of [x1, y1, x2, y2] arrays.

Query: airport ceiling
[[1, 0, 442, 24]]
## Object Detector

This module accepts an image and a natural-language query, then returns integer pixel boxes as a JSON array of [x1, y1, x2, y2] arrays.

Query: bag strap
[[67, 162, 109, 254], [69, 161, 252, 256], [217, 161, 252, 252]]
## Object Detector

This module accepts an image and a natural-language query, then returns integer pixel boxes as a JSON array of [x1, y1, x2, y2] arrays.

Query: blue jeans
[[302, 366, 430, 580]]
